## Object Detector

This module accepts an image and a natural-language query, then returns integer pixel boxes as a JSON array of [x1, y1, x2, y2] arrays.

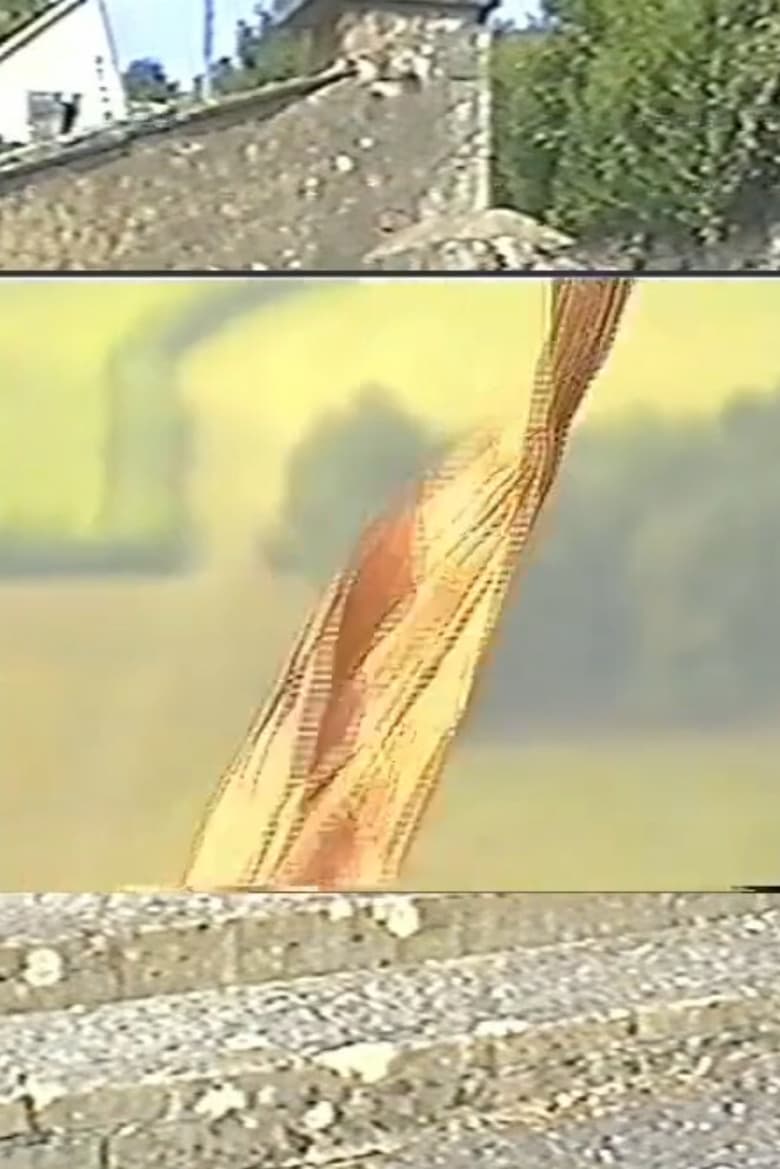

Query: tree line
[[492, 0, 780, 251], [263, 383, 780, 734]]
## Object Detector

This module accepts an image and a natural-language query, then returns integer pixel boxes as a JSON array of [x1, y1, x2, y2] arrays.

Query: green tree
[[212, 4, 310, 95], [492, 0, 780, 246], [492, 25, 584, 217], [122, 58, 178, 104]]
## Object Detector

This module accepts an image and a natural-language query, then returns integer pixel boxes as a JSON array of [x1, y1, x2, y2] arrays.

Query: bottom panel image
[[0, 891, 777, 1167], [4, 274, 780, 891]]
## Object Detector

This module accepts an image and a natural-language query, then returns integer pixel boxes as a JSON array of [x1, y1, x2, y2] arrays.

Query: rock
[[363, 207, 580, 269]]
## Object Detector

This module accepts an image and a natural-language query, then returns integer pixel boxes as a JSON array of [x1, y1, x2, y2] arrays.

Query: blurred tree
[[474, 411, 719, 731], [476, 426, 643, 731], [264, 383, 780, 733], [122, 58, 179, 103], [627, 390, 780, 724], [0, 0, 51, 39], [262, 385, 449, 583], [212, 2, 310, 94], [492, 0, 780, 247]]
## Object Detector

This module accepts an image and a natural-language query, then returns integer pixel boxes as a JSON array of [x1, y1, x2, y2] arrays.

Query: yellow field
[[3, 561, 778, 896], [405, 736, 780, 889], [0, 280, 206, 537]]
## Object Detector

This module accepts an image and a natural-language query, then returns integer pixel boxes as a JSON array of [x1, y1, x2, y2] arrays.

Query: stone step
[[0, 909, 777, 1168], [332, 1059, 780, 1168], [0, 892, 773, 1017]]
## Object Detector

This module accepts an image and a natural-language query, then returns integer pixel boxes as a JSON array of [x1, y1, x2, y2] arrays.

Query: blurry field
[[5, 277, 780, 543], [2, 571, 778, 889], [4, 277, 780, 891], [1, 573, 778, 891], [0, 281, 204, 540], [405, 737, 780, 889], [179, 278, 780, 533]]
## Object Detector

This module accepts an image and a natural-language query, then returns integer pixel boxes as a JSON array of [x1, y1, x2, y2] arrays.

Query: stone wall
[[0, 892, 777, 1167], [0, 0, 491, 269]]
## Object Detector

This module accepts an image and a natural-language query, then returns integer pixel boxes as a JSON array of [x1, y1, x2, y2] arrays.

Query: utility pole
[[203, 0, 215, 100]]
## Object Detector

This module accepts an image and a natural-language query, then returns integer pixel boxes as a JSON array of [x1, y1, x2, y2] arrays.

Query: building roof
[[0, 0, 87, 58], [0, 1, 57, 41]]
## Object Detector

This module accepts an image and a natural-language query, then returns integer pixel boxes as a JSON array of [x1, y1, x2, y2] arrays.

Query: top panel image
[[0, 0, 777, 271]]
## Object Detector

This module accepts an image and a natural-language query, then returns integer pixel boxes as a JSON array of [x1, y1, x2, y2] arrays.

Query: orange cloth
[[183, 277, 634, 890]]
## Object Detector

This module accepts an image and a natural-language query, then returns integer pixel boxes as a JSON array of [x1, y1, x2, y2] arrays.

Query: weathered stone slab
[[0, 911, 777, 1166], [0, 892, 772, 1016], [0, 1134, 103, 1169], [363, 207, 579, 269], [325, 1052, 780, 1168]]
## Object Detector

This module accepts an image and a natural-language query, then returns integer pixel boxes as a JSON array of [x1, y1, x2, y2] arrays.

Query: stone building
[[0, 0, 495, 268]]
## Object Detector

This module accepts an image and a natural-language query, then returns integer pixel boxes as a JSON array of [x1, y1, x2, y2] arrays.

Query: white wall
[[0, 0, 127, 145]]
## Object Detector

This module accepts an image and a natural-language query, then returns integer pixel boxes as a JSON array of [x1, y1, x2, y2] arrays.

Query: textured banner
[[183, 277, 635, 890]]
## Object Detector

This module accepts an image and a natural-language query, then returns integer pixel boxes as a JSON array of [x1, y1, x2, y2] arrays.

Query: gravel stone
[[0, 914, 777, 1108], [0, 901, 778, 1167], [0, 893, 772, 1018], [334, 1058, 780, 1166]]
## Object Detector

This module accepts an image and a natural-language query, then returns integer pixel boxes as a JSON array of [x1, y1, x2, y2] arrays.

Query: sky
[[104, 0, 541, 86]]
